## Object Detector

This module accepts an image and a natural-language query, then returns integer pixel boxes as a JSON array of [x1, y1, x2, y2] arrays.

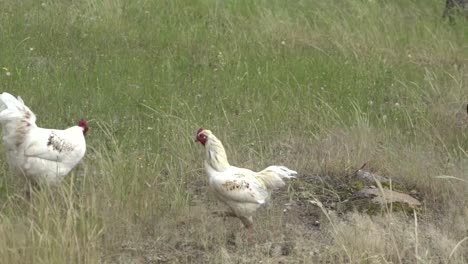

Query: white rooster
[[0, 92, 88, 185], [195, 128, 297, 239]]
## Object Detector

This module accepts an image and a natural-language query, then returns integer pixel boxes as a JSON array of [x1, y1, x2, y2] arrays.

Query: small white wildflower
[[217, 51, 226, 67], [29, 47, 34, 51], [368, 100, 373, 106], [147, 127, 153, 130], [3, 67, 11, 76], [41, 2, 46, 7], [281, 40, 286, 45], [407, 54, 412, 58], [394, 102, 400, 108]]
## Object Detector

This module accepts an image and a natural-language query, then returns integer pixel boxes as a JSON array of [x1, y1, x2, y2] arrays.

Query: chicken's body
[[0, 92, 88, 185], [196, 128, 297, 232]]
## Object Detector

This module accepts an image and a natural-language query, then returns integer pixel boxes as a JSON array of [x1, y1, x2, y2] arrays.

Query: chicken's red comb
[[196, 128, 204, 135]]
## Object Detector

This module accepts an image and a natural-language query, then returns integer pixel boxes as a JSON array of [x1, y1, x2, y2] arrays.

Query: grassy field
[[0, 0, 467, 263]]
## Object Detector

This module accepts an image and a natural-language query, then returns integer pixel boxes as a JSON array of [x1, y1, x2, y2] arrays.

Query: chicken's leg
[[239, 216, 255, 244]]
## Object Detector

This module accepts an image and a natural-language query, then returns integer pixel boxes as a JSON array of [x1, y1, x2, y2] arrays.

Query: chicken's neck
[[205, 136, 230, 172]]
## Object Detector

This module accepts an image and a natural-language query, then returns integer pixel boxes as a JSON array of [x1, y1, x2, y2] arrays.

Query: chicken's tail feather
[[0, 92, 36, 147], [256, 165, 297, 190]]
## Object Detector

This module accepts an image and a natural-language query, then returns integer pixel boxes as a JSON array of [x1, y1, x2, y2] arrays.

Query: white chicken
[[0, 92, 88, 185], [195, 128, 297, 238]]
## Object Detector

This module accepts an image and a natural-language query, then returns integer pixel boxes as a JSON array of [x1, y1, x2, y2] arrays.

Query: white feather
[[199, 129, 297, 226], [0, 92, 87, 185]]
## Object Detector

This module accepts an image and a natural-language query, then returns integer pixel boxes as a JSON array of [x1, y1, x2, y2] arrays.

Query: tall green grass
[[0, 0, 467, 262]]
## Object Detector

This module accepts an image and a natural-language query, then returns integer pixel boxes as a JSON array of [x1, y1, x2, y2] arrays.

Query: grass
[[0, 0, 467, 262]]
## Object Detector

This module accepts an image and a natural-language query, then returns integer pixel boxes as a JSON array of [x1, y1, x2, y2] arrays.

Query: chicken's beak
[[195, 130, 201, 142]]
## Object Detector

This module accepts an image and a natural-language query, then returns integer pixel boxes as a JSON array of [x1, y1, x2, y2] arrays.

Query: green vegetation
[[0, 0, 467, 262]]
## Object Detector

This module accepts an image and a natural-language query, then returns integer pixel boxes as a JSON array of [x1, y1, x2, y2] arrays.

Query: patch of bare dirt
[[104, 168, 422, 263]]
